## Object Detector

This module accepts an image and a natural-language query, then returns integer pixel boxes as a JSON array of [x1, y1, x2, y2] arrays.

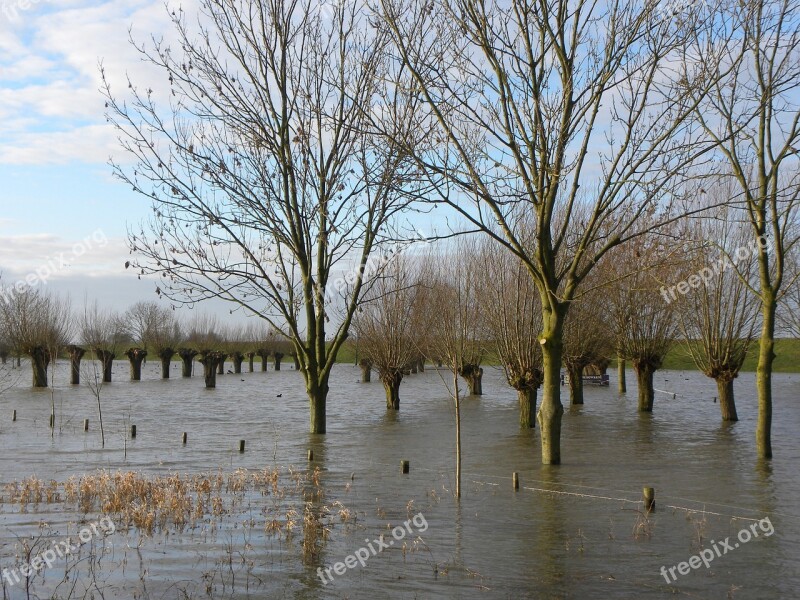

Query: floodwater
[[0, 359, 799, 599]]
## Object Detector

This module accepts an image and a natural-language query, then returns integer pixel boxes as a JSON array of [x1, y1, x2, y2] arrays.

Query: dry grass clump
[[3, 467, 342, 539], [2, 478, 61, 511]]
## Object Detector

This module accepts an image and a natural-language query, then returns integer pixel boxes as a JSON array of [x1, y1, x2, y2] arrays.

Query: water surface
[[0, 360, 797, 598]]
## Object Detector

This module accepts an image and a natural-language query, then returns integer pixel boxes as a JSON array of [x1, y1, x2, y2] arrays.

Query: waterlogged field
[[0, 360, 799, 598]]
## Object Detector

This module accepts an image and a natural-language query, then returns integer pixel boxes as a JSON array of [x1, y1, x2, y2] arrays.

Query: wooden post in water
[[84, 419, 89, 431], [513, 472, 519, 490], [12, 410, 16, 422], [308, 449, 314, 461], [643, 487, 655, 512], [131, 424, 137, 439], [400, 460, 410, 474], [49, 414, 54, 428], [182, 432, 188, 445], [239, 440, 246, 453]]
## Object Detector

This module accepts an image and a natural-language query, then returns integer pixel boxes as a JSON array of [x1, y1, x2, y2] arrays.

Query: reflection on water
[[0, 360, 799, 598]]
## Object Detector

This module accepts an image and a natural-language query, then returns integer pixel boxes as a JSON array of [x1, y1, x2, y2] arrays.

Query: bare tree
[[676, 183, 761, 421], [610, 243, 682, 412], [353, 257, 426, 410], [480, 241, 543, 428], [0, 287, 71, 388], [125, 301, 179, 378], [225, 325, 250, 374], [0, 337, 10, 365], [687, 0, 800, 458], [424, 237, 488, 498], [177, 347, 198, 378], [379, 0, 715, 463], [564, 310, 613, 405], [81, 303, 126, 383], [0, 314, 21, 394], [65, 344, 86, 385], [124, 347, 148, 381], [81, 306, 107, 448], [182, 314, 224, 388], [103, 0, 421, 434], [425, 237, 486, 397], [563, 280, 614, 406], [242, 325, 274, 372]]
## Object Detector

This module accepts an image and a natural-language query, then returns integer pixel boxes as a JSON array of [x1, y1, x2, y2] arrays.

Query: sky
[[0, 0, 458, 329], [0, 0, 187, 313]]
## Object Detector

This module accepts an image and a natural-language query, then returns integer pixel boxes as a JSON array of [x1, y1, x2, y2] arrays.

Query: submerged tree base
[[517, 387, 538, 428], [459, 364, 483, 396], [634, 361, 658, 412], [716, 377, 738, 422], [382, 370, 403, 410]]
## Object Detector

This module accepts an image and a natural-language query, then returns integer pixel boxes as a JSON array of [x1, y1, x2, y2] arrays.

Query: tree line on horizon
[[0, 296, 297, 389]]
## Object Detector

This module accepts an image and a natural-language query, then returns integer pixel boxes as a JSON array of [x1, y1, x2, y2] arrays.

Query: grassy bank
[[660, 338, 800, 373], [335, 338, 800, 373]]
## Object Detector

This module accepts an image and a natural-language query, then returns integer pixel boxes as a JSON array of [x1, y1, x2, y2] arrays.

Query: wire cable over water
[[362, 459, 799, 522]]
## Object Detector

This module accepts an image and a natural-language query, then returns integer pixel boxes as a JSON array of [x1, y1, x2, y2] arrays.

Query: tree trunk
[[30, 346, 50, 388], [568, 364, 584, 405], [617, 354, 627, 393], [382, 371, 403, 410], [410, 362, 418, 374], [307, 377, 329, 434], [292, 353, 300, 370], [274, 352, 284, 371], [359, 359, 372, 383], [459, 365, 483, 395], [96, 350, 115, 383], [518, 387, 537, 428], [258, 350, 269, 372], [67, 346, 85, 385], [203, 362, 217, 388], [756, 297, 775, 459], [716, 377, 738, 422], [125, 348, 147, 381], [417, 358, 425, 372], [217, 357, 225, 374], [179, 349, 197, 377], [247, 352, 255, 372], [181, 355, 193, 377], [200, 352, 222, 388], [231, 352, 244, 374], [537, 306, 566, 464], [158, 348, 174, 379], [635, 363, 656, 412], [0, 351, 8, 364]]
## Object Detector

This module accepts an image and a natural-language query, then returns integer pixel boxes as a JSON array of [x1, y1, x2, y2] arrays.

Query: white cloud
[[0, 123, 117, 164], [0, 231, 130, 281], [0, 0, 187, 165]]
